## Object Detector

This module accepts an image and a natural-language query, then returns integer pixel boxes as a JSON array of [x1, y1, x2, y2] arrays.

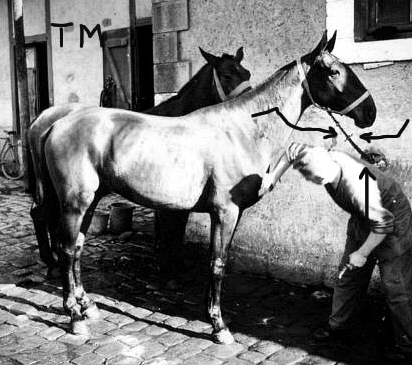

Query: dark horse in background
[[29, 47, 251, 277], [29, 31, 376, 343]]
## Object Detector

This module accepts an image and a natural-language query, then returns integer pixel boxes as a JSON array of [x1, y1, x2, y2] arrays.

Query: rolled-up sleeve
[[369, 206, 394, 234]]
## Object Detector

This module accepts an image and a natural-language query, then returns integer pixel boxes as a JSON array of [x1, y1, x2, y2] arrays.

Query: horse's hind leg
[[75, 193, 104, 320], [30, 203, 59, 275], [59, 191, 96, 335], [206, 205, 240, 344]]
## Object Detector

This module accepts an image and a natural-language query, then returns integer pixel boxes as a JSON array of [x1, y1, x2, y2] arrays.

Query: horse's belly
[[109, 160, 207, 210]]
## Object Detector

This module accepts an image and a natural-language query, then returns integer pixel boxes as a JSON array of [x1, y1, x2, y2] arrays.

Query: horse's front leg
[[207, 205, 240, 344], [59, 218, 87, 334], [59, 193, 98, 335]]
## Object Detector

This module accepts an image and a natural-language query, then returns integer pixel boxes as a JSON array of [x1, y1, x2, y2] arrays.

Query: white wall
[[50, 0, 130, 105], [24, 0, 46, 36]]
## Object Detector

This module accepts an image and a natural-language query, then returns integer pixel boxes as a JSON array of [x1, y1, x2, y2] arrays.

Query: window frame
[[355, 0, 412, 42], [326, 0, 412, 63]]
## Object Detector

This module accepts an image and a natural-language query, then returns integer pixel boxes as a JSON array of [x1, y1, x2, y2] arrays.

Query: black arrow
[[360, 119, 409, 143], [359, 167, 376, 221], [251, 107, 337, 139]]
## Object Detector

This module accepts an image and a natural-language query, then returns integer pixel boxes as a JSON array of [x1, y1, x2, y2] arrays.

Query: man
[[260, 143, 412, 361]]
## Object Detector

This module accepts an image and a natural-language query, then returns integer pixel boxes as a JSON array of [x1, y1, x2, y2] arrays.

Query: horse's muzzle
[[355, 118, 374, 129]]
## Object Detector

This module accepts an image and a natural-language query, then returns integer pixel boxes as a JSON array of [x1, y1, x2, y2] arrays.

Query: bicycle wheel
[[0, 145, 23, 180]]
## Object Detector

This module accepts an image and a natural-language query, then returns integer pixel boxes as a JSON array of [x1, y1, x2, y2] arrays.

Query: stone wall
[[152, 0, 190, 105], [185, 61, 412, 287], [153, 0, 412, 287]]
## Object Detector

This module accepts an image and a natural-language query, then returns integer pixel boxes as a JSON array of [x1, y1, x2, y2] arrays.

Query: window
[[326, 0, 412, 63], [355, 0, 412, 42]]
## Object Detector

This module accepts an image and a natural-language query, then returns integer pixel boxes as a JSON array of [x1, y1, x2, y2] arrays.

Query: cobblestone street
[[0, 177, 398, 365]]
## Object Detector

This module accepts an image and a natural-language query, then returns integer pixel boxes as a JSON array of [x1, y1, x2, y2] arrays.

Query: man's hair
[[361, 147, 389, 171]]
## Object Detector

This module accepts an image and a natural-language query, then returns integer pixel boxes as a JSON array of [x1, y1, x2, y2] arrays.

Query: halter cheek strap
[[296, 58, 370, 115], [213, 68, 251, 102]]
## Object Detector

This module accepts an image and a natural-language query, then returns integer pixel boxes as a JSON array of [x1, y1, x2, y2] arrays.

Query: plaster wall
[[174, 0, 412, 287], [136, 0, 152, 20], [24, 0, 45, 36], [50, 0, 130, 105], [0, 2, 13, 130]]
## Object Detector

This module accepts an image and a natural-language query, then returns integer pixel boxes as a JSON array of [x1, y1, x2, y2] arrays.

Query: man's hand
[[259, 173, 276, 197], [349, 251, 367, 267]]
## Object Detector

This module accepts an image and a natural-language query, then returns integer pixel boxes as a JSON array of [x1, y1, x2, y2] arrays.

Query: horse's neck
[[226, 65, 309, 165], [145, 64, 217, 116], [237, 67, 305, 126]]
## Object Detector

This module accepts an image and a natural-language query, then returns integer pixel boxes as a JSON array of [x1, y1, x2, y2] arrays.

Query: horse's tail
[[28, 124, 52, 206]]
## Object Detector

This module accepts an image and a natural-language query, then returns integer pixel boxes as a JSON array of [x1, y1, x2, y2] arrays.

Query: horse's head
[[199, 47, 252, 99], [303, 31, 376, 128]]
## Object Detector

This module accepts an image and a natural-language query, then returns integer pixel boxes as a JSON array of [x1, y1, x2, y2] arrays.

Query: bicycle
[[0, 130, 23, 180]]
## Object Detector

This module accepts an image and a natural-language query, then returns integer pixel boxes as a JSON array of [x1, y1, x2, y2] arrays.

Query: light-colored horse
[[29, 47, 251, 275], [31, 31, 376, 343]]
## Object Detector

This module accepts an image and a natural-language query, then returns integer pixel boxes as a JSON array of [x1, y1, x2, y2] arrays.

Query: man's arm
[[342, 157, 394, 267], [349, 231, 387, 267], [259, 142, 306, 197], [259, 153, 292, 196]]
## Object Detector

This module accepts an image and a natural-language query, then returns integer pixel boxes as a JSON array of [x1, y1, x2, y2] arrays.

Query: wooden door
[[102, 28, 132, 110]]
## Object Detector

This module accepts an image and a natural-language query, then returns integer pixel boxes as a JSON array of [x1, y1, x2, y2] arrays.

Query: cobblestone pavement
[[0, 177, 399, 365]]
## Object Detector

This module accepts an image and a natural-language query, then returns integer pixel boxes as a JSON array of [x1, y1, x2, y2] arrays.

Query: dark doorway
[[16, 42, 49, 129], [134, 24, 154, 112]]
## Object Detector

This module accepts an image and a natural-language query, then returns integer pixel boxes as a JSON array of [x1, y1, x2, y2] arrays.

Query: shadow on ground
[[0, 185, 401, 365]]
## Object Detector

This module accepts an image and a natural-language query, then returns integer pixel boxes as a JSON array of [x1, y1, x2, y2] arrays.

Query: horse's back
[[45, 107, 213, 210]]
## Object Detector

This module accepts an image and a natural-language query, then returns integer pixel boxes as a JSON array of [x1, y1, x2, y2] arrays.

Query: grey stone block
[[153, 32, 178, 64], [152, 0, 188, 33], [154, 61, 190, 93]]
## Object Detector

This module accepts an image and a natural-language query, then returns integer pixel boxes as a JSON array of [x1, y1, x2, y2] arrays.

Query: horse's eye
[[223, 74, 232, 80], [330, 69, 340, 76]]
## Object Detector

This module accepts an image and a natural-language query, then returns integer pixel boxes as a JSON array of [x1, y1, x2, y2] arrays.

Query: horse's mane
[[224, 59, 298, 110], [248, 60, 296, 98]]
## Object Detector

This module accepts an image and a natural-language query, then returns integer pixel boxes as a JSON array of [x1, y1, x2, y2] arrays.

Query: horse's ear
[[324, 30, 337, 53], [199, 47, 220, 67], [309, 31, 328, 60], [234, 47, 244, 62]]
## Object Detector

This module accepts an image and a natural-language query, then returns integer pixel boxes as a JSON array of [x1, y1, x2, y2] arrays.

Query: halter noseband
[[213, 68, 251, 102], [296, 58, 370, 116]]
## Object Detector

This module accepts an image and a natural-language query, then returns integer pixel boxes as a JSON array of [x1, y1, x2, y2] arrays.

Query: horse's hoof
[[71, 320, 90, 335], [212, 328, 234, 344], [82, 304, 100, 320]]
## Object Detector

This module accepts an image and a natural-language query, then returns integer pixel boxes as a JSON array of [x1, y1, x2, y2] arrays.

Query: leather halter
[[296, 58, 370, 116], [259, 58, 372, 183], [297, 58, 372, 160], [213, 68, 251, 101]]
